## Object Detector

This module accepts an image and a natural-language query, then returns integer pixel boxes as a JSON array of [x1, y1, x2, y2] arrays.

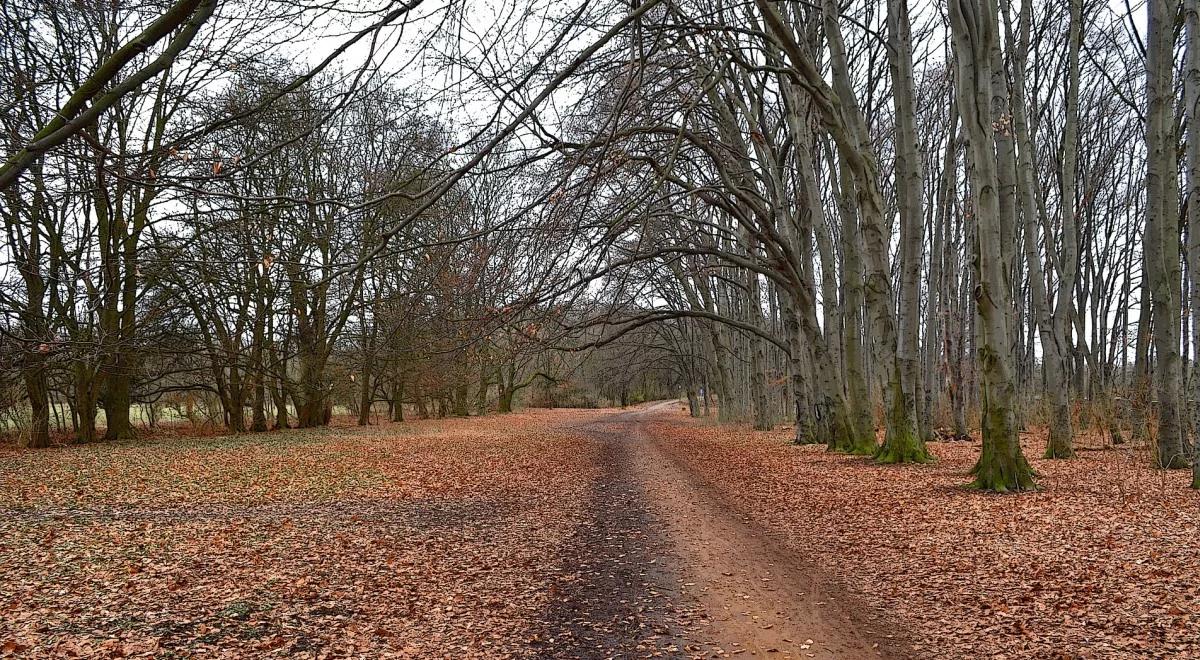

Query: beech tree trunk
[[886, 0, 927, 461], [756, 0, 920, 458], [1146, 0, 1189, 469], [829, 151, 876, 454], [1186, 0, 1200, 486], [103, 370, 135, 441], [1043, 0, 1083, 458], [949, 0, 1036, 491], [23, 353, 50, 448], [74, 363, 99, 443]]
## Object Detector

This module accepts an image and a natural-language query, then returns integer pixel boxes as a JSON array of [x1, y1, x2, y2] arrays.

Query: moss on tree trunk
[[103, 373, 136, 441], [874, 377, 930, 463], [970, 406, 1036, 492], [1042, 392, 1075, 459], [825, 400, 875, 455]]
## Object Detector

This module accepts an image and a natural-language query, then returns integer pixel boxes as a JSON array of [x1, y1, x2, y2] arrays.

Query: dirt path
[[569, 402, 907, 659], [0, 403, 909, 658]]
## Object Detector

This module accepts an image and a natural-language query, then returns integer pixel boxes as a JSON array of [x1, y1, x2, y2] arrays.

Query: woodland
[[2, 0, 1200, 657]]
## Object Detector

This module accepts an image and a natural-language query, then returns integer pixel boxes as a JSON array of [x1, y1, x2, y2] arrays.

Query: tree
[[948, 0, 1036, 491], [1145, 0, 1189, 469]]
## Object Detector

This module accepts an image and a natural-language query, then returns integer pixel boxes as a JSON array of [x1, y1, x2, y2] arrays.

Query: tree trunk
[[103, 370, 135, 441], [22, 351, 50, 449], [273, 374, 290, 430], [498, 390, 513, 413], [886, 0, 929, 461], [294, 341, 328, 428], [924, 105, 957, 441], [74, 363, 99, 443], [832, 153, 877, 453], [247, 313, 268, 433], [1146, 0, 1189, 469], [1187, 0, 1200, 486], [227, 366, 247, 433], [357, 368, 372, 427], [415, 382, 430, 418], [1043, 0, 1083, 458], [475, 365, 489, 415], [392, 376, 406, 422], [759, 0, 927, 462], [250, 363, 268, 433], [452, 382, 469, 417], [496, 365, 517, 413], [782, 99, 860, 450], [949, 0, 1036, 491], [731, 216, 771, 431], [1002, 0, 1074, 457]]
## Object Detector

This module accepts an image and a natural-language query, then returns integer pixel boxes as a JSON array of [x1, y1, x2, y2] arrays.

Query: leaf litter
[[4, 405, 1195, 658], [644, 411, 1200, 659], [0, 410, 690, 658]]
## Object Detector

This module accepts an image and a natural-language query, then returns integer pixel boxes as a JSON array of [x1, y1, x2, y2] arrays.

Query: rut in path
[[533, 408, 701, 658], [555, 402, 909, 659]]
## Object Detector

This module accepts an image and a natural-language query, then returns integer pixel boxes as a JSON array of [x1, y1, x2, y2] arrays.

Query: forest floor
[[0, 403, 1197, 658]]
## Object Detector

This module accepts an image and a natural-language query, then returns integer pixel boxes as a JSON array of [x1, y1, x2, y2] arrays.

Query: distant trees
[[0, 7, 566, 439], [0, 0, 237, 444], [2, 0, 1199, 490], [533, 0, 1197, 491]]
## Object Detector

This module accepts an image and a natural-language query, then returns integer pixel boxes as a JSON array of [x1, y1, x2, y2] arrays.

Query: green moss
[[968, 458, 1037, 492], [872, 382, 930, 464], [843, 421, 878, 456], [844, 435, 877, 456], [1043, 415, 1075, 458], [222, 601, 254, 621], [823, 415, 849, 452], [1158, 454, 1190, 469], [874, 421, 931, 464], [970, 437, 1037, 492], [874, 437, 931, 464], [793, 429, 822, 445], [1042, 440, 1075, 459], [818, 399, 876, 455]]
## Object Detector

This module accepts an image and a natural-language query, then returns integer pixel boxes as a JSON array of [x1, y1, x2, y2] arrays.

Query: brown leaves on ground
[[646, 412, 1200, 659], [6, 406, 1198, 658], [0, 411, 625, 658]]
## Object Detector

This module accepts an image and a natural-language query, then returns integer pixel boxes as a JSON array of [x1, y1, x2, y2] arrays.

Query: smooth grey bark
[[1146, 0, 1189, 469], [1043, 0, 1083, 458], [949, 0, 1036, 491], [744, 246, 773, 431], [925, 113, 958, 441], [756, 0, 926, 462], [829, 147, 877, 454], [1002, 0, 1076, 458], [1187, 0, 1200, 486], [886, 0, 928, 460]]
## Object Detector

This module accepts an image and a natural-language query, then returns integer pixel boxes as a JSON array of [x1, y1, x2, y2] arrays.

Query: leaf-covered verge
[[646, 411, 1200, 659], [0, 409, 693, 658]]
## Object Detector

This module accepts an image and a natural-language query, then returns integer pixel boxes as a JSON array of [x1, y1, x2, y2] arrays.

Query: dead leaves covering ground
[[0, 410, 626, 658], [6, 405, 1199, 659], [646, 411, 1200, 659]]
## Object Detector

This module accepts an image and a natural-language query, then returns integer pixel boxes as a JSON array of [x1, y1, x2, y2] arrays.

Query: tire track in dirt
[[534, 409, 707, 658], [559, 402, 910, 659]]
